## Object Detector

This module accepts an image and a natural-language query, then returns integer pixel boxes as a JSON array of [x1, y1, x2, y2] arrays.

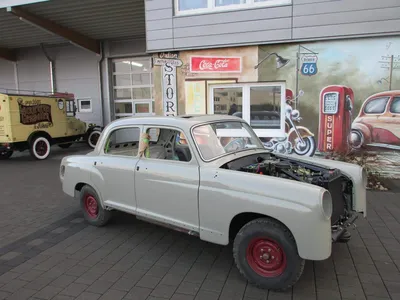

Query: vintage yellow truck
[[0, 90, 102, 160]]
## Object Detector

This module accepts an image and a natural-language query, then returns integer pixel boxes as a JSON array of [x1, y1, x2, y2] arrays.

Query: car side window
[[141, 127, 192, 162], [104, 127, 140, 157], [363, 97, 389, 114], [390, 97, 400, 114]]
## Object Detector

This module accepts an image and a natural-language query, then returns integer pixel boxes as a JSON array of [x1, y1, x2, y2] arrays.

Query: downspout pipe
[[97, 41, 105, 126], [40, 43, 56, 93]]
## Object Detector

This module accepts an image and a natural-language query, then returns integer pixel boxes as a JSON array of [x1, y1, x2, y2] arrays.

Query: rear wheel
[[80, 185, 111, 226], [87, 130, 101, 149], [233, 218, 305, 291], [29, 136, 51, 160]]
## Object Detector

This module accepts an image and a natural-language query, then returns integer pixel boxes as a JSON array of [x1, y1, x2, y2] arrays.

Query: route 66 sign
[[301, 54, 318, 76]]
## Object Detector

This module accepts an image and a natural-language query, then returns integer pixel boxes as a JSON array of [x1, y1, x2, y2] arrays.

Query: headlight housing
[[321, 190, 333, 219]]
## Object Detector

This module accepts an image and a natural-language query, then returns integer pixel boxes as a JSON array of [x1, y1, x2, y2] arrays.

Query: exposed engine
[[220, 152, 355, 240]]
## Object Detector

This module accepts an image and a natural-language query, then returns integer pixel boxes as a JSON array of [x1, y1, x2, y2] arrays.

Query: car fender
[[351, 122, 371, 145], [277, 153, 367, 217], [198, 168, 332, 261], [60, 155, 104, 206]]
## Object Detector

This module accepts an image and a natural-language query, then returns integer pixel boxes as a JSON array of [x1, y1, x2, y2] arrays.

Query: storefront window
[[213, 87, 243, 116], [112, 57, 154, 119], [210, 83, 286, 138], [250, 86, 281, 130]]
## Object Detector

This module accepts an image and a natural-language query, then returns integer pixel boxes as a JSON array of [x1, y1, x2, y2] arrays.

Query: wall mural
[[152, 38, 400, 176], [257, 36, 400, 176]]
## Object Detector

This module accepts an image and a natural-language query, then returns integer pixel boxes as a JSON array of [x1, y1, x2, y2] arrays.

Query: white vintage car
[[59, 115, 367, 291]]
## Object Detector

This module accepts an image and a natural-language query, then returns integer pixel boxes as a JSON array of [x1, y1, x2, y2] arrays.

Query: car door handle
[[136, 166, 140, 171]]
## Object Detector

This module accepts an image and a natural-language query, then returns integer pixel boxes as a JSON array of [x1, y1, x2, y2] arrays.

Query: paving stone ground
[[0, 144, 400, 300]]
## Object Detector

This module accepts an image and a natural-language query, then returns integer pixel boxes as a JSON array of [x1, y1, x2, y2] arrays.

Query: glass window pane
[[80, 100, 91, 110], [132, 87, 151, 99], [114, 88, 131, 100], [114, 75, 131, 86], [390, 97, 400, 113], [132, 73, 151, 85], [115, 102, 133, 114], [250, 86, 282, 130], [215, 0, 245, 6], [213, 87, 243, 117], [135, 103, 150, 113], [179, 0, 207, 10], [364, 97, 389, 114], [105, 127, 140, 157], [113, 61, 131, 73]]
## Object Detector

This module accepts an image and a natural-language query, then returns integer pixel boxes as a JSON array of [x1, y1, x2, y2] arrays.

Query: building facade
[[1, 0, 400, 174], [146, 0, 400, 175]]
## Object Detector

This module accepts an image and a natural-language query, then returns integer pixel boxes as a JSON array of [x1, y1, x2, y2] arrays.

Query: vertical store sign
[[162, 63, 177, 116], [154, 56, 182, 116]]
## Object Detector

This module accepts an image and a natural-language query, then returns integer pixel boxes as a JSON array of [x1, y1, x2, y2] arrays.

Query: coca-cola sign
[[190, 56, 242, 73]]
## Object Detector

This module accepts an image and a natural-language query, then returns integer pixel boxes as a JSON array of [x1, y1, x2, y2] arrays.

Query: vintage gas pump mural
[[318, 85, 354, 153]]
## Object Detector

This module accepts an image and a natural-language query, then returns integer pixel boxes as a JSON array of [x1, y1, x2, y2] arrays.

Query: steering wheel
[[224, 138, 246, 152]]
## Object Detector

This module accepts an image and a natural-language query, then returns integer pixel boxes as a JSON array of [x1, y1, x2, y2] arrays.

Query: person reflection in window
[[228, 103, 237, 115]]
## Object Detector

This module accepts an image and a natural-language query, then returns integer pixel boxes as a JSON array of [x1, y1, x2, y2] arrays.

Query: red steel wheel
[[233, 218, 305, 291], [246, 237, 287, 277], [84, 195, 98, 219], [80, 185, 112, 227]]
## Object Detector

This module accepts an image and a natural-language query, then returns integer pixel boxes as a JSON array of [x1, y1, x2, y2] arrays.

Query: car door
[[90, 125, 142, 213], [134, 126, 200, 233]]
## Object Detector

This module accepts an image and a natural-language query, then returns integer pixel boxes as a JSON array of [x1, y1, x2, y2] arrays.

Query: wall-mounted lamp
[[254, 52, 290, 69]]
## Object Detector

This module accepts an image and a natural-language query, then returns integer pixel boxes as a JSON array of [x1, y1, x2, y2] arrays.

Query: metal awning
[[0, 0, 145, 61]]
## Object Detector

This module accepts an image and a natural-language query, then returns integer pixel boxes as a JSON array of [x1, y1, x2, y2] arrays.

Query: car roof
[[367, 90, 400, 98], [107, 114, 243, 131]]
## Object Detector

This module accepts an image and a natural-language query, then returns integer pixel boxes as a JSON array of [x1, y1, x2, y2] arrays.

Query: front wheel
[[233, 218, 305, 291], [29, 136, 51, 160], [293, 136, 316, 156], [87, 130, 101, 149]]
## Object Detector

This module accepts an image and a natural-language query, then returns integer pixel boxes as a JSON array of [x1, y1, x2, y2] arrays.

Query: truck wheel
[[29, 136, 51, 160], [0, 150, 13, 160], [233, 218, 305, 291], [87, 130, 101, 149], [80, 185, 111, 227]]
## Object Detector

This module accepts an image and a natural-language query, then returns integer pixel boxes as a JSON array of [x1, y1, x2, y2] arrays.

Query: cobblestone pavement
[[0, 146, 400, 300]]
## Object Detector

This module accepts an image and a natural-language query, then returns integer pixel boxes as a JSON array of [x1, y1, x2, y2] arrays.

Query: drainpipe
[[40, 43, 56, 93], [13, 62, 19, 92], [97, 41, 105, 126]]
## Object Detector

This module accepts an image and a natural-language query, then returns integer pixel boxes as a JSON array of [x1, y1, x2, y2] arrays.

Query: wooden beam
[[7, 6, 100, 55], [0, 47, 17, 61]]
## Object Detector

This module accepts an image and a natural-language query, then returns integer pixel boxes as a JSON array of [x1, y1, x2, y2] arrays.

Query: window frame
[[77, 98, 92, 113], [363, 96, 390, 115], [208, 81, 286, 138], [175, 0, 292, 16], [141, 125, 195, 164], [101, 125, 142, 158], [112, 57, 155, 120]]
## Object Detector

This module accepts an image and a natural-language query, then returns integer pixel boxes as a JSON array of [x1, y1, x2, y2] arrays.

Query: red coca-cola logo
[[190, 56, 241, 73]]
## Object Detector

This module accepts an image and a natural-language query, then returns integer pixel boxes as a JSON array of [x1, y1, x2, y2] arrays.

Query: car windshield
[[192, 121, 264, 161]]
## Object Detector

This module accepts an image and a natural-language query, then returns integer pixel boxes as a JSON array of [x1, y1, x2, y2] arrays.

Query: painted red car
[[350, 90, 400, 150]]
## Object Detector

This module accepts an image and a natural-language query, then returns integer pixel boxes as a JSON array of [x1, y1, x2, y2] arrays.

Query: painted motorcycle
[[263, 103, 316, 157]]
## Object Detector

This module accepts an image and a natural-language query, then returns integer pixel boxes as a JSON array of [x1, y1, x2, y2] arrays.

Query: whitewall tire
[[29, 136, 51, 160], [87, 130, 101, 149]]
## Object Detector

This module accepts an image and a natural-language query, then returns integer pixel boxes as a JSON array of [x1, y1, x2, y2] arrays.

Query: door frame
[[208, 81, 287, 138]]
